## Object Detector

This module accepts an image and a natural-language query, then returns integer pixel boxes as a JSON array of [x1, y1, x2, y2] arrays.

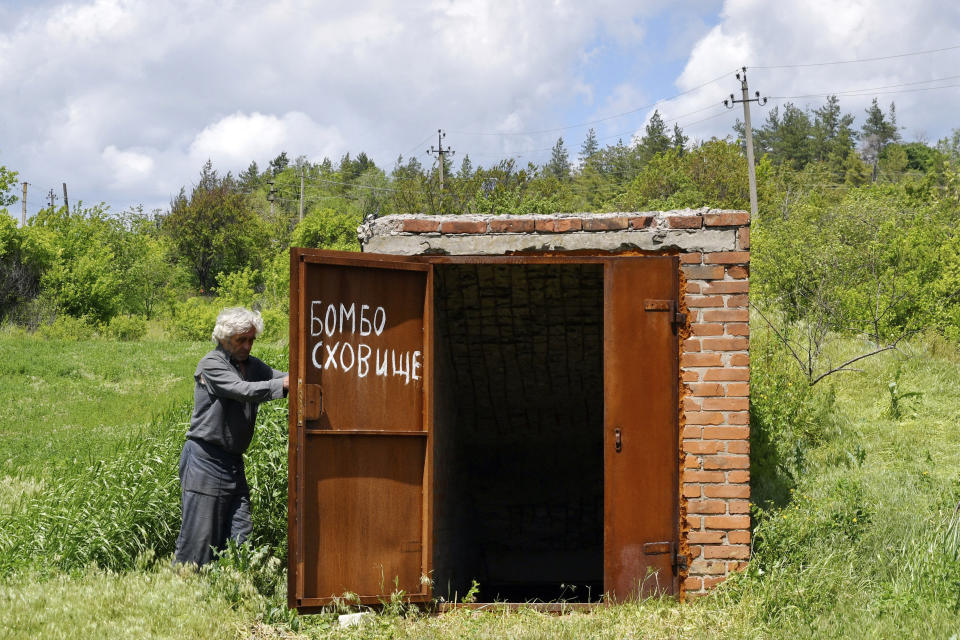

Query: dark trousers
[[174, 489, 252, 566]]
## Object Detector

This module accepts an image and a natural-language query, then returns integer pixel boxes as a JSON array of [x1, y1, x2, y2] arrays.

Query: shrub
[[168, 296, 219, 341], [36, 314, 98, 341], [105, 314, 147, 341], [749, 326, 837, 510]]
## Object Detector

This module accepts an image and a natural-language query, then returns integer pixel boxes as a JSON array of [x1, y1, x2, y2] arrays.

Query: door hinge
[[643, 299, 686, 332], [673, 545, 688, 575]]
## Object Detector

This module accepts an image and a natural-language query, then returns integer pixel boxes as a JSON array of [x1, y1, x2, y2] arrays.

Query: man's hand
[[282, 375, 290, 391]]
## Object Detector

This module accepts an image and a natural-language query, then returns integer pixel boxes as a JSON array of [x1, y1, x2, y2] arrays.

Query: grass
[[0, 335, 209, 479], [0, 332, 958, 638]]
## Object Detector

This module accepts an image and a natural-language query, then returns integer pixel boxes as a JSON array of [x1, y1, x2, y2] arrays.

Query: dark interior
[[432, 263, 605, 603]]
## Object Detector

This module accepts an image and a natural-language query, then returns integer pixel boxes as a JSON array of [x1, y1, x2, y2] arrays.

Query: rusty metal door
[[288, 248, 433, 611], [604, 256, 680, 600]]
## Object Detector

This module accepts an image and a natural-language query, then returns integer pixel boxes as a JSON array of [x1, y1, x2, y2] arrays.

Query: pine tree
[[458, 154, 474, 179], [546, 137, 571, 179], [672, 124, 688, 155], [640, 110, 671, 161], [579, 128, 599, 167]]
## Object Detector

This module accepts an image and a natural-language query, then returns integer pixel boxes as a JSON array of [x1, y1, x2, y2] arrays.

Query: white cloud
[[102, 144, 154, 188], [668, 0, 960, 144], [1, 0, 957, 215]]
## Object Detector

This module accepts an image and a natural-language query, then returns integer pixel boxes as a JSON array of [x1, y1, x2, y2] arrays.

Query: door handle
[[615, 428, 622, 453]]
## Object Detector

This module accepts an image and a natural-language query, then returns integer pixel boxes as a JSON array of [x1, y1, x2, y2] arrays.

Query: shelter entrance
[[287, 250, 681, 611], [432, 263, 604, 603]]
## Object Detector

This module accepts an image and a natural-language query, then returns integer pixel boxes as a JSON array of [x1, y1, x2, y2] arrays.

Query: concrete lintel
[[364, 229, 736, 256]]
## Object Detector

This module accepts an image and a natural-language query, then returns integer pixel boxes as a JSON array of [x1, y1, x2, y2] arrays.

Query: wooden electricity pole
[[427, 129, 455, 192], [21, 182, 27, 226], [62, 183, 69, 212], [47, 188, 57, 210], [724, 67, 767, 219]]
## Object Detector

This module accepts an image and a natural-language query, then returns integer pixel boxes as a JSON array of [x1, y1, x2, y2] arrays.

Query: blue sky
[[1, 0, 958, 216]]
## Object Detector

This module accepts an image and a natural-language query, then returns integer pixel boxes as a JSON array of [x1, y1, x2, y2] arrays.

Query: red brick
[[738, 226, 750, 250], [704, 484, 750, 499], [682, 352, 723, 367], [691, 559, 727, 575], [688, 383, 724, 397], [704, 367, 750, 382], [702, 397, 749, 411], [686, 411, 725, 425], [687, 295, 724, 308], [727, 470, 750, 483], [440, 220, 487, 234], [702, 455, 750, 470], [682, 370, 700, 382], [554, 218, 582, 232], [726, 440, 750, 454], [683, 338, 701, 352], [703, 426, 749, 439], [489, 218, 535, 233], [691, 323, 723, 337], [727, 411, 750, 425], [688, 530, 725, 544], [684, 454, 701, 468], [535, 218, 556, 232], [704, 212, 750, 227], [704, 251, 750, 265], [688, 500, 727, 514], [726, 382, 750, 396], [683, 396, 702, 411], [666, 215, 703, 229], [685, 470, 724, 483], [684, 576, 703, 591], [702, 337, 749, 351], [682, 425, 702, 439], [727, 323, 750, 336], [703, 309, 749, 323], [687, 515, 702, 528], [583, 216, 627, 231], [704, 281, 750, 294], [728, 353, 750, 366], [729, 500, 751, 514], [728, 530, 751, 544], [680, 252, 702, 264], [727, 265, 749, 279], [686, 281, 701, 294], [629, 215, 656, 229], [726, 294, 749, 308], [704, 515, 750, 530], [703, 576, 727, 589], [688, 545, 702, 559], [402, 219, 440, 233], [728, 561, 749, 572], [703, 545, 750, 559], [683, 484, 701, 498], [683, 265, 725, 280], [684, 440, 723, 455]]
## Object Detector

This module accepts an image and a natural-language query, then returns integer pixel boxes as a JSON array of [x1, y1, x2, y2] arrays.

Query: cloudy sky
[[2, 0, 959, 216]]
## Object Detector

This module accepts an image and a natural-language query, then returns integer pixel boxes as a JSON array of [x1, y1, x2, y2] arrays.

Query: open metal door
[[288, 248, 433, 611], [604, 256, 681, 600]]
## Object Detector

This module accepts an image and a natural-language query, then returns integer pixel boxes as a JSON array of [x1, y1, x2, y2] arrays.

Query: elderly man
[[174, 307, 289, 566]]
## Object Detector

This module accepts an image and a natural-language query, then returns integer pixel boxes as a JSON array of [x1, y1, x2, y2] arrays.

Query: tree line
[[1, 94, 960, 346]]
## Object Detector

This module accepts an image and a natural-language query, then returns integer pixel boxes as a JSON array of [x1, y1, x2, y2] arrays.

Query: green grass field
[[0, 331, 958, 639]]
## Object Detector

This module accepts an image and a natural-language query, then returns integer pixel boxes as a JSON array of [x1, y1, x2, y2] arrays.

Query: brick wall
[[360, 209, 750, 596]]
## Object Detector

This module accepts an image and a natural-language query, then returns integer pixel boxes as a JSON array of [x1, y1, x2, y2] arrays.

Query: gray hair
[[212, 307, 264, 343]]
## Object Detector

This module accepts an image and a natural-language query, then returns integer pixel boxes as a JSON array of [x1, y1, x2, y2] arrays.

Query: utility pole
[[724, 67, 767, 219], [427, 129, 455, 192], [267, 180, 276, 218], [47, 188, 57, 210], [21, 182, 27, 227], [62, 183, 69, 212], [298, 169, 305, 223]]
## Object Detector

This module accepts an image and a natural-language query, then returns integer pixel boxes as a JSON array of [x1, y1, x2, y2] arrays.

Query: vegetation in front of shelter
[[1, 97, 960, 637]]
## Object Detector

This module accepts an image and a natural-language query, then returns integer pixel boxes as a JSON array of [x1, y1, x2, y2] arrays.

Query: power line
[[753, 43, 960, 70], [770, 82, 960, 101], [451, 67, 739, 137]]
